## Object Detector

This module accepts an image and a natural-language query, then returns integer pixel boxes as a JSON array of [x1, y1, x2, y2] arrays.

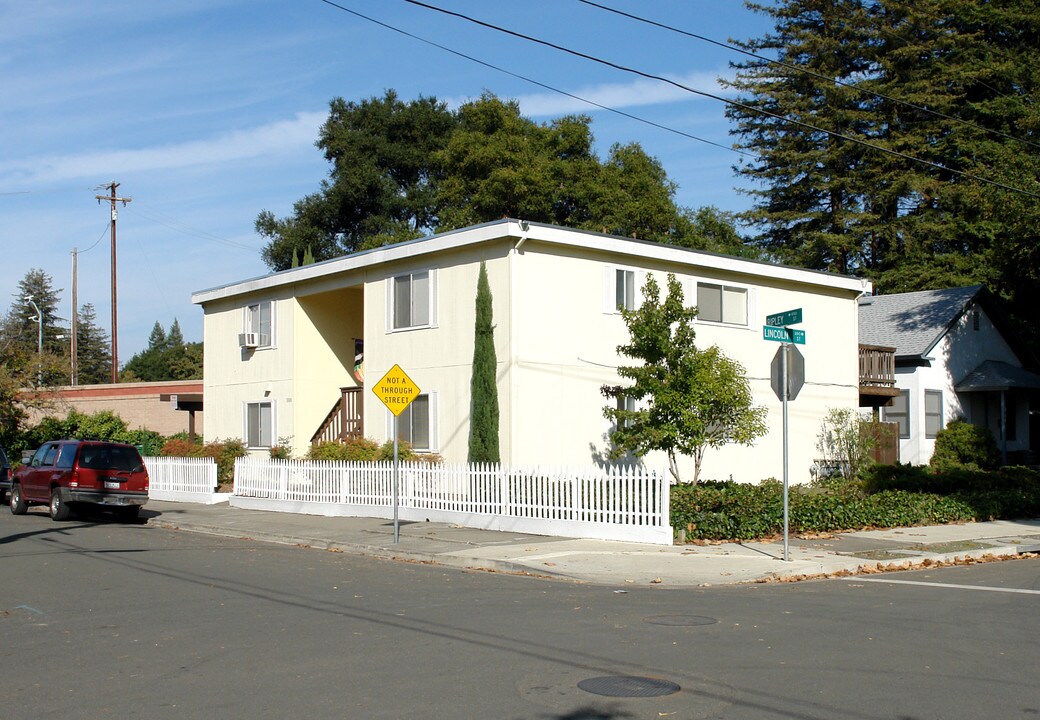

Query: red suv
[[9, 440, 149, 521]]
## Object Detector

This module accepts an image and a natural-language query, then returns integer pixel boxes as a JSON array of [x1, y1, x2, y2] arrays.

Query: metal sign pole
[[782, 343, 790, 562], [393, 414, 400, 544]]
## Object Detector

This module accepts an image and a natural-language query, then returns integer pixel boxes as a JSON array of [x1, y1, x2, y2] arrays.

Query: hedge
[[672, 466, 1040, 541]]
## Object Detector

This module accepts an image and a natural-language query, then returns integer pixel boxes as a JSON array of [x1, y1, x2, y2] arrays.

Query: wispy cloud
[[1, 111, 326, 186], [516, 70, 732, 117]]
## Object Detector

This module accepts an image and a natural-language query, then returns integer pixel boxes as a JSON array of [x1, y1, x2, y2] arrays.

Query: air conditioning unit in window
[[238, 332, 260, 348]]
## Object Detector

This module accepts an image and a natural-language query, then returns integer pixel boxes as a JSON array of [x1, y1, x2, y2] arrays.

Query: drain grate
[[577, 675, 681, 698], [644, 614, 718, 626]]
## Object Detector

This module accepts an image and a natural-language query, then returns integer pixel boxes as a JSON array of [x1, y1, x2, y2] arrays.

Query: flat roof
[[193, 219, 869, 305]]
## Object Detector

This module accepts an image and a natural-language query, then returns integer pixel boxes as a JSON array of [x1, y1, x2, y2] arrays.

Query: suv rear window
[[78, 445, 143, 472]]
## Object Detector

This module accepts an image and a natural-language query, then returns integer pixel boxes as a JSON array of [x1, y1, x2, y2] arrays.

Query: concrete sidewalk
[[143, 500, 1040, 587]]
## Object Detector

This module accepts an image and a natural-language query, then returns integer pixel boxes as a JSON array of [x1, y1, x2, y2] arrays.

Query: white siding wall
[[896, 305, 1026, 465]]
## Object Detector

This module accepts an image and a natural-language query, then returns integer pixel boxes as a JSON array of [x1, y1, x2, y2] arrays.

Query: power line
[[577, 0, 1040, 152], [124, 204, 258, 252], [316, 0, 748, 157], [401, 0, 1040, 200]]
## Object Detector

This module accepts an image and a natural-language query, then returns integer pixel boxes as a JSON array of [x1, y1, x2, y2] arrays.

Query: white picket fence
[[143, 456, 227, 504], [231, 457, 672, 544]]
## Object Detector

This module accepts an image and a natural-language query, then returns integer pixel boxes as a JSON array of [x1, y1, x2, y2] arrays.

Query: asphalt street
[[2, 510, 1038, 720]]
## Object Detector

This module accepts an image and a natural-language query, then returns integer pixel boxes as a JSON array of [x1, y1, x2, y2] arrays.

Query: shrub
[[930, 419, 999, 470], [198, 438, 247, 486], [306, 437, 443, 464], [161, 438, 202, 457], [672, 464, 1040, 541], [815, 408, 878, 481], [308, 437, 381, 461]]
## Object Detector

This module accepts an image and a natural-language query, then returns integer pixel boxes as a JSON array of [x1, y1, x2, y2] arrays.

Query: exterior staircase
[[311, 387, 364, 445]]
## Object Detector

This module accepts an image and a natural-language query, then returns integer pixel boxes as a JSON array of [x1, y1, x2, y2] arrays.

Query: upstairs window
[[616, 269, 636, 312], [244, 300, 273, 348], [603, 267, 644, 314], [389, 270, 435, 330], [696, 282, 748, 325]]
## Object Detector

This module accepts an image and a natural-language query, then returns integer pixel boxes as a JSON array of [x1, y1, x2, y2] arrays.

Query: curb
[[148, 518, 576, 582]]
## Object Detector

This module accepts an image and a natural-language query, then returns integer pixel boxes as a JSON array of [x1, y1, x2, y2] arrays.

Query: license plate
[[105, 481, 121, 489]]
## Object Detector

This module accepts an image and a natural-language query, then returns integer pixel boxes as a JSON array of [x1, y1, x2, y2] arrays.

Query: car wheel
[[49, 490, 71, 521], [10, 484, 28, 515], [0, 488, 6, 505]]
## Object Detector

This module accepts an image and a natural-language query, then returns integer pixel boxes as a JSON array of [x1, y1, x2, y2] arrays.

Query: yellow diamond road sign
[[372, 364, 421, 416]]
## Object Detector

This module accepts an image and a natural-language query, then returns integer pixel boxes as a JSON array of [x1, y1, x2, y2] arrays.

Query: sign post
[[372, 364, 421, 543], [765, 309, 805, 562]]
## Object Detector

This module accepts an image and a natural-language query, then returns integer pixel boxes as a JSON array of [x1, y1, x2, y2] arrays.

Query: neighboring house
[[193, 219, 869, 483], [23, 380, 204, 439], [859, 286, 1040, 465]]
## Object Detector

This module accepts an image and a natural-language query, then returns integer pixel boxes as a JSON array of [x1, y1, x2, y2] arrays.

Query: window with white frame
[[615, 269, 636, 312], [245, 401, 274, 448], [389, 271, 434, 330], [603, 267, 644, 314], [393, 393, 437, 451], [616, 395, 637, 430], [243, 300, 273, 347], [884, 390, 910, 439], [696, 282, 748, 325], [925, 390, 943, 438]]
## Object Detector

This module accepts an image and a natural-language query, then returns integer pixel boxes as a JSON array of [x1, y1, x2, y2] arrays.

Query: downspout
[[508, 220, 530, 465]]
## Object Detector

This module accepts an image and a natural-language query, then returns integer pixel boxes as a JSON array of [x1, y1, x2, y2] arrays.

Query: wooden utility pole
[[95, 182, 131, 384], [71, 247, 78, 385]]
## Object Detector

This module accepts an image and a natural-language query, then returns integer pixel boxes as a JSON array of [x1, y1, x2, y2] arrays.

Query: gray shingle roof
[[858, 285, 982, 358], [955, 359, 1040, 392]]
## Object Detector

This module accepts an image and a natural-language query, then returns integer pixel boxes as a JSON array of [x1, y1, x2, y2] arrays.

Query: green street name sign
[[765, 308, 803, 327], [763, 325, 806, 345]]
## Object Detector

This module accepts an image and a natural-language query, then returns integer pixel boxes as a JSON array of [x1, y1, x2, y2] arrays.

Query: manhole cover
[[645, 615, 718, 627], [577, 676, 681, 698]]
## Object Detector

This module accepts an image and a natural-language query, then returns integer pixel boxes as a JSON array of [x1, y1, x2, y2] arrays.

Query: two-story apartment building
[[193, 219, 869, 483]]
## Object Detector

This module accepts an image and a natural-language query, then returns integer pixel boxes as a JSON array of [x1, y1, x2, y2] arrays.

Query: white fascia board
[[192, 219, 869, 305], [525, 222, 870, 295], [191, 221, 512, 306]]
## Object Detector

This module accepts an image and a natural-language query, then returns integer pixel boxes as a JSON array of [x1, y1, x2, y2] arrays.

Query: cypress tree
[[467, 261, 500, 464]]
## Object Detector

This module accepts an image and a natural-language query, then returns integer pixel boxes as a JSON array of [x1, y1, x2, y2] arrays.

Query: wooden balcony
[[859, 344, 899, 407], [311, 386, 364, 445]]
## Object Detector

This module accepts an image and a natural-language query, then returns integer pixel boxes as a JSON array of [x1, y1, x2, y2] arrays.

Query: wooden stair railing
[[310, 386, 364, 445]]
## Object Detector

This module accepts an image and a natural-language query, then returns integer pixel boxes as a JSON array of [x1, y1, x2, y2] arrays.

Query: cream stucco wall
[[362, 242, 512, 460], [506, 242, 860, 483], [202, 288, 296, 454]]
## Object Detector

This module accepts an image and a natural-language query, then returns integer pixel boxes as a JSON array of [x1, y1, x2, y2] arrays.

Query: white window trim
[[602, 265, 646, 314], [384, 391, 439, 453], [243, 399, 276, 449], [686, 278, 754, 329], [386, 269, 438, 332], [243, 299, 275, 349]]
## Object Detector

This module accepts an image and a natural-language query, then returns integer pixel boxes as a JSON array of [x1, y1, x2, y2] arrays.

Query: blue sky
[[0, 0, 776, 361]]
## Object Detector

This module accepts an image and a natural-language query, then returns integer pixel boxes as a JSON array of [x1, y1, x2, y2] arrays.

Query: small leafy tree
[[815, 407, 879, 482], [602, 274, 767, 483], [467, 261, 500, 463]]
